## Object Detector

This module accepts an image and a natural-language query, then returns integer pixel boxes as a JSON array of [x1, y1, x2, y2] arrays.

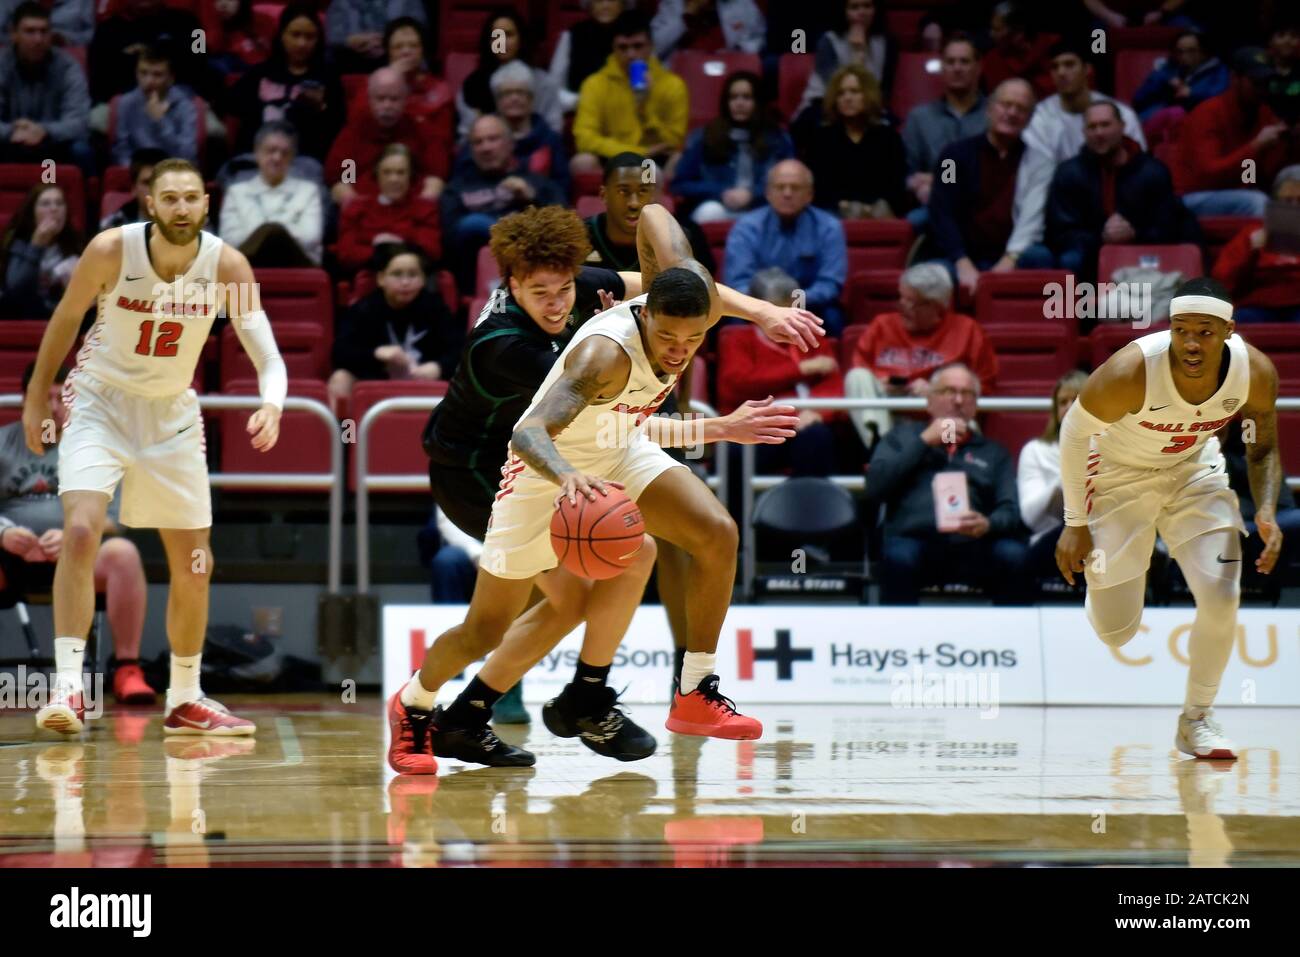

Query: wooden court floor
[[1, 694, 1297, 867]]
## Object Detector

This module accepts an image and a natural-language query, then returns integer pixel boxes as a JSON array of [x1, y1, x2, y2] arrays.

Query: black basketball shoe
[[542, 684, 657, 761], [429, 707, 536, 767]]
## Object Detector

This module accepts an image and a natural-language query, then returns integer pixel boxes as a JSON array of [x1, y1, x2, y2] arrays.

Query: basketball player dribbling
[[23, 158, 287, 736], [390, 205, 808, 772], [1056, 278, 1284, 759]]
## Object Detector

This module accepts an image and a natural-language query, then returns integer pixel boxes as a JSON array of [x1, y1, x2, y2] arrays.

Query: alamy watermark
[[0, 667, 105, 719]]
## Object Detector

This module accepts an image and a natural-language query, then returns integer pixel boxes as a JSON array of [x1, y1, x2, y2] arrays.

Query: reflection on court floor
[[1, 695, 1295, 866]]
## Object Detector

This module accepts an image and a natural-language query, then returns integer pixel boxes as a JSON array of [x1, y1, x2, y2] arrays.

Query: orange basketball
[[550, 488, 646, 579]]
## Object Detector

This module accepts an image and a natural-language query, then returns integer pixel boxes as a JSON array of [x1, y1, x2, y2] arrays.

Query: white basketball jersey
[[514, 295, 677, 472], [1093, 329, 1250, 470], [69, 222, 223, 398]]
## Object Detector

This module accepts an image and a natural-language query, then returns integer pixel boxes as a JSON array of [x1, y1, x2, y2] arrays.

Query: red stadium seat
[[253, 268, 333, 328], [670, 51, 763, 130], [219, 321, 330, 387], [341, 73, 369, 104], [0, 321, 54, 378], [1235, 325, 1300, 392], [1087, 320, 1169, 369], [102, 165, 132, 193], [349, 379, 449, 491], [843, 219, 913, 273], [700, 219, 732, 270], [443, 51, 478, 95], [981, 321, 1078, 392], [219, 378, 334, 489], [1198, 216, 1259, 272], [438, 2, 528, 62], [883, 8, 927, 50], [571, 170, 603, 200], [840, 324, 867, 367], [844, 268, 902, 325], [100, 190, 132, 221], [980, 411, 1047, 468], [475, 245, 501, 299], [1109, 26, 1184, 51], [890, 52, 944, 122], [1097, 243, 1202, 282], [0, 164, 86, 233], [777, 53, 815, 121], [1279, 411, 1300, 477], [1114, 49, 1166, 104], [975, 270, 1076, 337]]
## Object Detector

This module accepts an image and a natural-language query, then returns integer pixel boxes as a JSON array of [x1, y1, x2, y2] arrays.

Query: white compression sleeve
[[232, 310, 287, 410], [1058, 400, 1112, 527]]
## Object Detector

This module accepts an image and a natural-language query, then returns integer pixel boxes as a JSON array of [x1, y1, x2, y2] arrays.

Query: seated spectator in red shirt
[[450, 61, 568, 192], [338, 143, 441, 274], [328, 244, 462, 408], [384, 16, 453, 144], [1212, 164, 1300, 322], [202, 0, 273, 78], [1173, 48, 1300, 217], [981, 2, 1058, 101], [326, 66, 449, 208], [844, 263, 997, 452]]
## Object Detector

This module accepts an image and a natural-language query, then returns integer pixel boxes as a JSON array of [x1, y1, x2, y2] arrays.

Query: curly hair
[[489, 205, 592, 281]]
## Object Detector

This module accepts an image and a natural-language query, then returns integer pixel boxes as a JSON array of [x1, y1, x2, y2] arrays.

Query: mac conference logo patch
[[1222, 398, 1239, 412]]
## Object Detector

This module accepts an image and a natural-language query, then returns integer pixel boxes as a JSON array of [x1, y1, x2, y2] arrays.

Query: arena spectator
[[672, 71, 793, 224], [99, 147, 165, 230], [1045, 101, 1199, 280], [0, 0, 91, 47], [1211, 164, 1300, 322], [441, 114, 564, 294], [87, 0, 211, 104], [109, 46, 198, 166], [547, 0, 628, 114], [927, 78, 1056, 298], [806, 64, 906, 220], [201, 0, 273, 78], [338, 143, 440, 274], [582, 153, 716, 278], [325, 0, 426, 74], [1131, 30, 1228, 126], [219, 122, 322, 267], [795, 0, 894, 125], [1023, 39, 1147, 168], [571, 10, 688, 174], [0, 183, 82, 318], [456, 7, 562, 142], [383, 17, 453, 139], [0, 2, 90, 168], [902, 34, 986, 229], [844, 263, 997, 451], [418, 506, 478, 603], [981, 1, 1058, 101], [0, 363, 154, 705], [1172, 47, 1300, 217], [1215, 418, 1300, 596], [326, 67, 449, 207], [328, 245, 462, 407], [723, 159, 847, 333], [1017, 370, 1087, 586], [227, 3, 345, 162], [650, 0, 765, 61], [451, 60, 568, 190], [866, 362, 1030, 605], [1269, 18, 1300, 78]]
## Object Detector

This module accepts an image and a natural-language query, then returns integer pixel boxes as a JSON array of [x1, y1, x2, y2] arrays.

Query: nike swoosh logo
[[176, 716, 212, 729], [125, 275, 143, 281], [177, 423, 194, 434], [1216, 555, 1241, 564], [1149, 404, 1170, 411]]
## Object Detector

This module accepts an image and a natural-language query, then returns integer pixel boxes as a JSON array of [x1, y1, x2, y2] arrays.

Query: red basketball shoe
[[666, 675, 762, 740], [36, 681, 85, 734], [387, 691, 439, 775], [163, 697, 256, 736]]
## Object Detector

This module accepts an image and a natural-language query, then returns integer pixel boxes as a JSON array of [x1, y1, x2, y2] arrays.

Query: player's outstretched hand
[[756, 305, 825, 353], [720, 396, 799, 445], [554, 473, 625, 508], [1255, 511, 1283, 575], [247, 404, 281, 452], [596, 289, 622, 314], [21, 394, 53, 456], [1055, 524, 1093, 586]]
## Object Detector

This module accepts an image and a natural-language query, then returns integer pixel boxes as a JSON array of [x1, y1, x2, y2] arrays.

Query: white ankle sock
[[679, 652, 717, 694], [401, 672, 436, 710], [53, 637, 85, 692], [167, 653, 203, 710]]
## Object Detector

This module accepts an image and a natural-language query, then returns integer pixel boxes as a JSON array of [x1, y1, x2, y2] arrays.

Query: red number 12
[[134, 320, 183, 357]]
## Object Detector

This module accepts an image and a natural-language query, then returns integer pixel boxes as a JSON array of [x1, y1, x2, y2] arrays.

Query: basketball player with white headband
[[23, 158, 287, 737], [1055, 277, 1284, 759]]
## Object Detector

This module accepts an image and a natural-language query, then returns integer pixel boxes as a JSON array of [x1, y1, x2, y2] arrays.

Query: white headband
[[1170, 294, 1233, 321]]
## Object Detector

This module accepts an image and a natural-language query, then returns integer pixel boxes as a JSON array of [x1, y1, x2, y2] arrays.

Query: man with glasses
[[865, 362, 1029, 604]]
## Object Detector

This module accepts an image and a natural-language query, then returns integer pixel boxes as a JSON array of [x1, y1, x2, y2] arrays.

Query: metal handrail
[[738, 396, 1300, 598], [354, 397, 727, 592], [0, 394, 344, 594]]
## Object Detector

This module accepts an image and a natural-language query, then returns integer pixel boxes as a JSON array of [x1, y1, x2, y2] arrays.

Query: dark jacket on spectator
[[866, 419, 1022, 539], [87, 5, 213, 103], [439, 167, 563, 235], [1046, 136, 1200, 278], [672, 124, 793, 210], [228, 59, 345, 161], [807, 121, 907, 214], [1132, 55, 1229, 120], [331, 286, 461, 381], [451, 114, 569, 194]]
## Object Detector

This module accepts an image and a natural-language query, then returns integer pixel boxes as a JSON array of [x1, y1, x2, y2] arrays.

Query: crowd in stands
[[0, 0, 1298, 603]]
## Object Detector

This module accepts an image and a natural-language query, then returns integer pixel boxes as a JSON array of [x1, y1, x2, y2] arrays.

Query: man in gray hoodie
[[0, 2, 90, 169]]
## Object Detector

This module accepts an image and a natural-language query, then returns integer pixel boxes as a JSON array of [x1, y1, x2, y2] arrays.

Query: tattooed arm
[[1241, 343, 1284, 574], [636, 203, 696, 291], [510, 335, 632, 502]]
